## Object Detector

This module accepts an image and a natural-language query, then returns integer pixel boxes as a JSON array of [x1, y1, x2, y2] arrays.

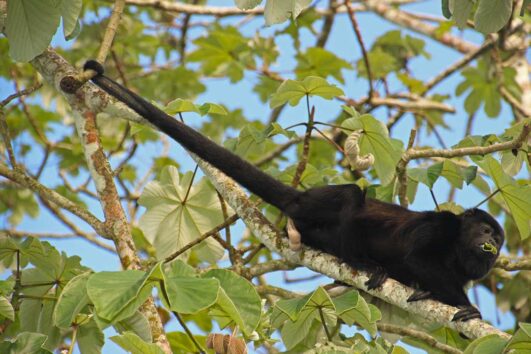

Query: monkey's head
[[457, 208, 504, 280]]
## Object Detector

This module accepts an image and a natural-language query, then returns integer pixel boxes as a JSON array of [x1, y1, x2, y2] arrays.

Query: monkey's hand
[[365, 266, 388, 290], [407, 289, 432, 302], [452, 305, 482, 321]]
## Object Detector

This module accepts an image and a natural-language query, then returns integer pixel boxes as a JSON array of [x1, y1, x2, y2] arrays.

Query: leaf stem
[[318, 307, 332, 341]]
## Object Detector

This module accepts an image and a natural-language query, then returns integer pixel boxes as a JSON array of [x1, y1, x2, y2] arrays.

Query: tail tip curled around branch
[[83, 60, 104, 76]]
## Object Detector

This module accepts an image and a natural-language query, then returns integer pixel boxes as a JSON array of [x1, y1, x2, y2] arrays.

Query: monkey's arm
[[83, 60, 301, 211]]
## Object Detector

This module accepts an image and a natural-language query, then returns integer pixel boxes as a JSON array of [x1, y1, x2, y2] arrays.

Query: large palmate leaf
[[342, 113, 404, 185], [333, 290, 381, 337], [203, 269, 261, 336], [138, 166, 225, 261], [276, 287, 336, 349], [86, 268, 157, 323], [476, 156, 531, 239], [270, 76, 344, 108], [161, 260, 219, 314]]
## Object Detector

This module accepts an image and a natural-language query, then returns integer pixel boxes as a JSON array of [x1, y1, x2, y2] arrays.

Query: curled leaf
[[206, 333, 247, 354]]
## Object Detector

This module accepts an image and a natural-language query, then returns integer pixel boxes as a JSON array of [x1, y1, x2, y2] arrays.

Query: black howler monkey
[[83, 60, 504, 321]]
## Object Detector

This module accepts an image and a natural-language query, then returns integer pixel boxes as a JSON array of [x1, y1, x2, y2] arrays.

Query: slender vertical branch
[[291, 96, 315, 188], [97, 0, 126, 63], [345, 0, 374, 99]]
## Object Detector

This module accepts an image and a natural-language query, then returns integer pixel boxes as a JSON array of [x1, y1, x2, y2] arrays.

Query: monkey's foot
[[407, 289, 431, 302], [452, 306, 481, 322], [365, 268, 388, 290], [286, 218, 302, 251]]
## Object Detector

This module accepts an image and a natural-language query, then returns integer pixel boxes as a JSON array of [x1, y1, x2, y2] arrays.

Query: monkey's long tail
[[83, 60, 301, 211]]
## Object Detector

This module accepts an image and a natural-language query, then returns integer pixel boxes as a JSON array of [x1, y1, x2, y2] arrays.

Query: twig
[[291, 98, 315, 188], [345, 0, 374, 99], [495, 256, 531, 271], [174, 312, 206, 354], [423, 41, 495, 93], [377, 323, 463, 354], [405, 122, 530, 160], [397, 129, 417, 207], [0, 163, 110, 238], [3, 229, 114, 252], [316, 0, 337, 48], [0, 83, 43, 107], [163, 214, 239, 263], [247, 260, 298, 277]]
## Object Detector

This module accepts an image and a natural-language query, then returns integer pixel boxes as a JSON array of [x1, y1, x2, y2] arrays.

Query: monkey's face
[[457, 208, 504, 279]]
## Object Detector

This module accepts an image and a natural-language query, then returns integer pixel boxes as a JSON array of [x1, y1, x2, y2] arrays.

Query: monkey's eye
[[481, 225, 492, 235]]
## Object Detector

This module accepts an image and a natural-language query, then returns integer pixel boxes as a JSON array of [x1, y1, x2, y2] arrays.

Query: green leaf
[[60, 0, 82, 38], [6, 0, 61, 62], [167, 331, 208, 354], [203, 269, 261, 336], [0, 332, 51, 354], [333, 290, 381, 336], [188, 26, 252, 83], [270, 76, 344, 108], [138, 166, 225, 261], [438, 202, 465, 214], [115, 311, 153, 343], [477, 156, 531, 239], [505, 322, 531, 352], [451, 0, 474, 29], [198, 103, 228, 116], [234, 0, 262, 10], [276, 287, 336, 349], [295, 47, 352, 84], [408, 163, 443, 188], [357, 48, 399, 79], [441, 0, 452, 18], [463, 334, 508, 354], [474, 0, 512, 34], [162, 261, 219, 314], [341, 114, 404, 185], [87, 270, 154, 322], [0, 296, 14, 321], [77, 319, 104, 354], [53, 272, 91, 329], [441, 160, 464, 189], [0, 237, 19, 263], [111, 332, 165, 354], [264, 0, 312, 25], [164, 99, 200, 115]]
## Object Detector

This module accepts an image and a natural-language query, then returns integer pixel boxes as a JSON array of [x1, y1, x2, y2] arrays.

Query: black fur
[[84, 60, 504, 321]]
